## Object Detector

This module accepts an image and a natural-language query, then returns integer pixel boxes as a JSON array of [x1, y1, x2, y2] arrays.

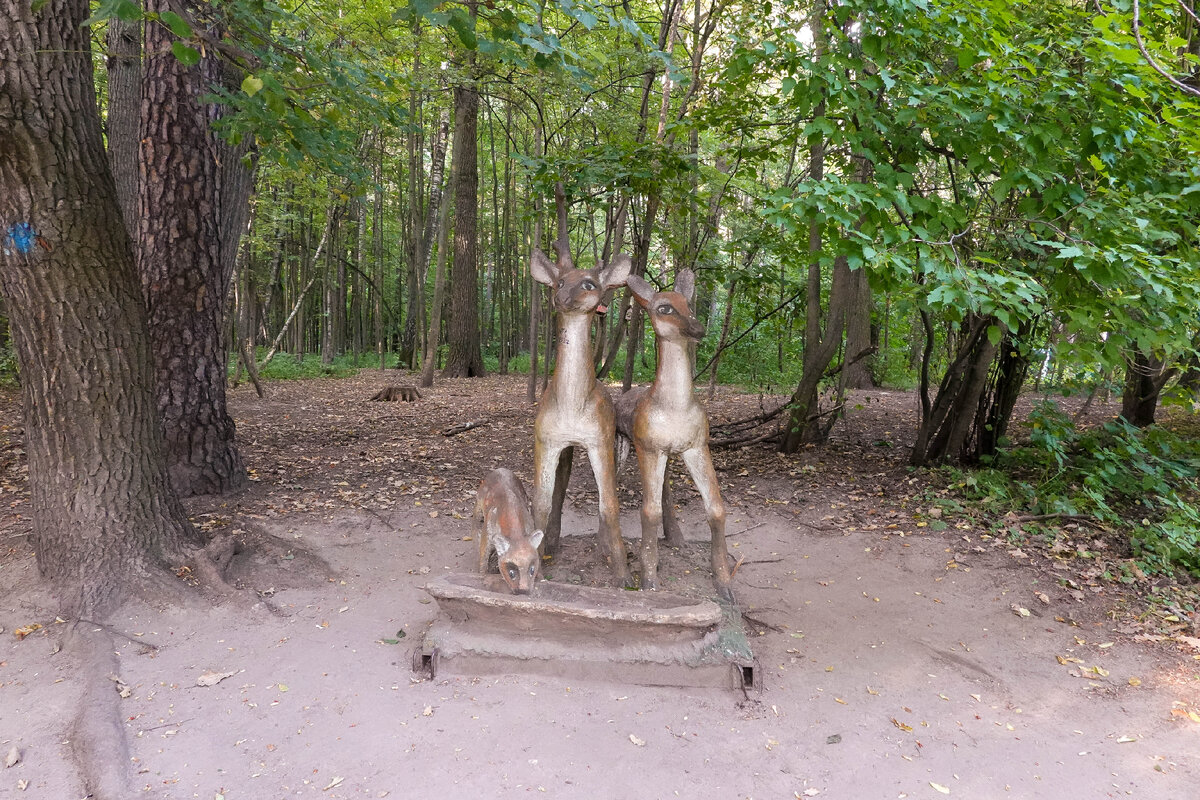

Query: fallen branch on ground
[[442, 419, 490, 436]]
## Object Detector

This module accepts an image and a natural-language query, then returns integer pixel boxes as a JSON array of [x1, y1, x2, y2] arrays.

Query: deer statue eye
[[658, 304, 673, 314], [582, 280, 595, 290], [529, 564, 537, 576], [556, 279, 565, 288], [507, 565, 518, 580]]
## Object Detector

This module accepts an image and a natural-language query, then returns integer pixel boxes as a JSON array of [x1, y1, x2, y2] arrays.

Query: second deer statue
[[625, 270, 734, 601], [530, 248, 633, 588]]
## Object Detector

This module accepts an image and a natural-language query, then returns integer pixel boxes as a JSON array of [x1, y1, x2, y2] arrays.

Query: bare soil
[[2, 372, 1199, 800]]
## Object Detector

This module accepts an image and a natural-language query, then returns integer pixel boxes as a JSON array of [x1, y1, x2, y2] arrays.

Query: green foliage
[[945, 402, 1200, 576], [717, 0, 1200, 375], [0, 343, 17, 388], [231, 350, 363, 381]]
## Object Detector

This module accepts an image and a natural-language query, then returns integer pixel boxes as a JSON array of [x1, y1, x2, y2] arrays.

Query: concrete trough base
[[414, 573, 757, 691]]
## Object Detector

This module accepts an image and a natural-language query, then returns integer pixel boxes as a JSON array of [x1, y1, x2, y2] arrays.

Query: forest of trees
[[1, 0, 1198, 613]]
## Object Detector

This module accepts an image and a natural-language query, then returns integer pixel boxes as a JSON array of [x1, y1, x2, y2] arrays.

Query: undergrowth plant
[[943, 400, 1200, 577]]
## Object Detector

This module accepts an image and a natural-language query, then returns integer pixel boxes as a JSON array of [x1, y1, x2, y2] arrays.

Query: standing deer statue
[[624, 269, 734, 601], [530, 247, 633, 587]]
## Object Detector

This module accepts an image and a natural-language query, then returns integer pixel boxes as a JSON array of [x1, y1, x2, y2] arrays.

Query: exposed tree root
[[64, 623, 132, 800], [185, 533, 285, 615]]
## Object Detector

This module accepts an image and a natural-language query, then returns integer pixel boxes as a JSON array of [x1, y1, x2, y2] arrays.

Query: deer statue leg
[[682, 446, 733, 602], [634, 445, 668, 591], [586, 442, 632, 587], [475, 493, 489, 573], [661, 471, 684, 546], [547, 447, 574, 554], [533, 440, 570, 555]]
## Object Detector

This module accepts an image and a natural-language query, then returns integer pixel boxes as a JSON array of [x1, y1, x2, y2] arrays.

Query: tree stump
[[370, 385, 421, 402]]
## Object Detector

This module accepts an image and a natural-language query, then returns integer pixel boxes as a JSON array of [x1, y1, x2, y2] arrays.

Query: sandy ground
[[2, 374, 1199, 799]]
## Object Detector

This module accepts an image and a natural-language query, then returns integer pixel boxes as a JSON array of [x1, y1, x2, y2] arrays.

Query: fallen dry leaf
[[422, 706, 433, 717], [4, 746, 19, 768], [1170, 707, 1200, 723], [891, 718, 913, 733], [13, 624, 41, 640], [930, 781, 951, 794], [1011, 604, 1031, 618], [629, 734, 646, 747], [323, 776, 344, 790], [197, 669, 239, 687]]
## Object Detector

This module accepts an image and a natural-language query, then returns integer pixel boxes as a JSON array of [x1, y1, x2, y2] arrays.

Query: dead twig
[[1013, 512, 1103, 527], [711, 429, 783, 450], [442, 419, 490, 436], [76, 619, 162, 652], [727, 521, 767, 538], [741, 612, 786, 632]]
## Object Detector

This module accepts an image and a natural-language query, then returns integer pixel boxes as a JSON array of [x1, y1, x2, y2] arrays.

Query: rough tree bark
[[105, 17, 141, 234], [138, 0, 246, 496], [974, 322, 1034, 457], [0, 0, 201, 617], [1121, 350, 1172, 427], [441, 60, 487, 378], [418, 151, 454, 388], [843, 265, 876, 388], [909, 315, 1000, 466]]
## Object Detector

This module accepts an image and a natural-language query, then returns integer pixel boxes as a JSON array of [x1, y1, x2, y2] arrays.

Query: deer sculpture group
[[474, 245, 733, 602]]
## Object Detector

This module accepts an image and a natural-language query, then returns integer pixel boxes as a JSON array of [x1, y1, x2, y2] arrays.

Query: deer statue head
[[531, 249, 631, 315], [626, 270, 705, 343]]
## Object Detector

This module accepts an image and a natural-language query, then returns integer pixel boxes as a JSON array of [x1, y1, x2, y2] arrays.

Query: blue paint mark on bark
[[5, 222, 38, 254]]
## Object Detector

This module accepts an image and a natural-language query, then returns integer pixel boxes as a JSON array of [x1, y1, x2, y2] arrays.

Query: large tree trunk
[[441, 74, 487, 378], [843, 264, 876, 388], [138, 0, 246, 496], [909, 315, 1002, 466], [1121, 350, 1171, 427], [105, 17, 141, 235], [399, 31, 426, 368], [418, 154, 453, 388], [779, 253, 853, 452], [0, 0, 201, 617]]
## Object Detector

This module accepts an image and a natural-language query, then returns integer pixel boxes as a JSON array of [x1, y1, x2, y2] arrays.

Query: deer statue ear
[[530, 249, 558, 287], [673, 268, 695, 306], [626, 274, 654, 309], [600, 253, 632, 290], [529, 530, 544, 549]]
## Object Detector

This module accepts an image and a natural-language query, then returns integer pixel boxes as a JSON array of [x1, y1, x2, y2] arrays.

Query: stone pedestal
[[415, 573, 757, 690]]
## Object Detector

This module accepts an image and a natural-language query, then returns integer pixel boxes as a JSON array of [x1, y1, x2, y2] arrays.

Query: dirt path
[[2, 374, 1198, 799]]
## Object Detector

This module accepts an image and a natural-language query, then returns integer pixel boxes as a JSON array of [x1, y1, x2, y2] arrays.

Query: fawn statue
[[475, 468, 544, 595]]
